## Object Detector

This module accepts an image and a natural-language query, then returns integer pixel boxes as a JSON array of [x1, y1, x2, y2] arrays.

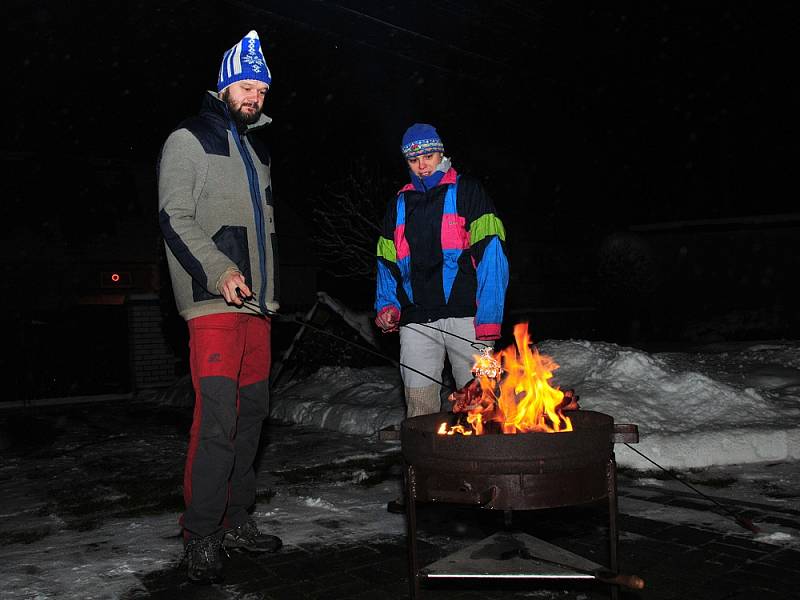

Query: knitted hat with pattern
[[401, 123, 444, 159], [217, 30, 272, 92]]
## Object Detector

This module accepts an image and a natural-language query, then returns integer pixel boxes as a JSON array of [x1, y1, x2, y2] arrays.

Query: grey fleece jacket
[[158, 91, 279, 321]]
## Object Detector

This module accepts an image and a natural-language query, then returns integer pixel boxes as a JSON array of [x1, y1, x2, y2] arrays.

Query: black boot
[[224, 518, 282, 553], [185, 534, 224, 584]]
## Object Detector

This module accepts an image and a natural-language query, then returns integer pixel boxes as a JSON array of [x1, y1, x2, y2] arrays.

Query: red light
[[101, 270, 132, 288]]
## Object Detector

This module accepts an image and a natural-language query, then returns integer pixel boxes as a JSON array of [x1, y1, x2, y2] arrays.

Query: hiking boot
[[223, 519, 282, 553], [185, 534, 224, 584]]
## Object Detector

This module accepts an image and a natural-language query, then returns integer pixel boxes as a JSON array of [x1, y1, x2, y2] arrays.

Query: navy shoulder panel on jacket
[[180, 114, 231, 157]]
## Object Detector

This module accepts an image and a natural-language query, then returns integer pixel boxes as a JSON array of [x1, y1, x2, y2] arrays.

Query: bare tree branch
[[311, 159, 395, 280]]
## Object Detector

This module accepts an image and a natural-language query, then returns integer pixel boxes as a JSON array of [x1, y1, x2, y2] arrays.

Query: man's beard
[[223, 96, 261, 126]]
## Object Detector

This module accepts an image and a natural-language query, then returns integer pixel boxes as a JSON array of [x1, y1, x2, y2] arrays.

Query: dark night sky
[[8, 1, 796, 218], [4, 1, 799, 339]]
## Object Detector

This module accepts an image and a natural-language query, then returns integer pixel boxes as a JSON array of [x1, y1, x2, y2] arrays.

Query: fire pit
[[400, 410, 640, 599], [402, 410, 615, 510], [397, 324, 642, 597]]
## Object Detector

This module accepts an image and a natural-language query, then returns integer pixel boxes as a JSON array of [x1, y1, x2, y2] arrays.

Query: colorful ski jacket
[[158, 91, 279, 321], [375, 168, 508, 339]]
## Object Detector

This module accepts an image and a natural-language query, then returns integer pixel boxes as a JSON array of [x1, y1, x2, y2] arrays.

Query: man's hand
[[217, 268, 251, 306], [375, 306, 400, 333]]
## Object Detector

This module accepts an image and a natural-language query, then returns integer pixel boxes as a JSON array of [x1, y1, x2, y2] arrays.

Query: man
[[375, 123, 509, 508], [158, 30, 281, 584]]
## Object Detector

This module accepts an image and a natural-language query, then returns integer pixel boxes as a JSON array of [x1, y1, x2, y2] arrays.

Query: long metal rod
[[405, 321, 491, 350], [501, 547, 643, 590], [269, 300, 319, 388], [623, 443, 760, 533], [237, 292, 762, 535], [238, 295, 457, 391], [245, 295, 488, 351]]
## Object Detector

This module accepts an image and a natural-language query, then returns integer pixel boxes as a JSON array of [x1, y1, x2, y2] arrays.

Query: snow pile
[[271, 340, 800, 470], [271, 365, 404, 434], [540, 340, 800, 469]]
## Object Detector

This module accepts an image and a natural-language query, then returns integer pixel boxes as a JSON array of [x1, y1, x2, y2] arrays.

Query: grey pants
[[399, 317, 480, 417]]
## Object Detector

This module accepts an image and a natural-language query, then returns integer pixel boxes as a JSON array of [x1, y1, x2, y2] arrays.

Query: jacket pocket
[[192, 226, 252, 302]]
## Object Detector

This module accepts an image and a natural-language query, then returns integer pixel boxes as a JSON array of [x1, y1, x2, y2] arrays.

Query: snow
[[270, 365, 403, 435], [273, 339, 800, 469], [2, 338, 799, 599]]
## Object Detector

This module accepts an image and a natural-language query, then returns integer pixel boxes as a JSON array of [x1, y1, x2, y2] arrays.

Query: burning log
[[448, 378, 485, 413], [449, 382, 580, 415], [559, 389, 580, 412]]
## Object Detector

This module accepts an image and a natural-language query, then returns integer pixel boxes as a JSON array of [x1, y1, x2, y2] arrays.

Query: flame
[[440, 323, 573, 435], [437, 422, 473, 436]]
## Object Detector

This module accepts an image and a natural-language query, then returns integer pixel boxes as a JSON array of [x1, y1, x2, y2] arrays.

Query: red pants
[[182, 313, 271, 540]]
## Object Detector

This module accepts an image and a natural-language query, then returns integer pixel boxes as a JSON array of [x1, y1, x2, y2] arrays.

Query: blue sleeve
[[375, 259, 400, 313], [374, 200, 402, 313], [474, 236, 509, 327]]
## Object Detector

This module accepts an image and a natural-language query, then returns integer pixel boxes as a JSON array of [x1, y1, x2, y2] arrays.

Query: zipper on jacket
[[230, 123, 269, 313]]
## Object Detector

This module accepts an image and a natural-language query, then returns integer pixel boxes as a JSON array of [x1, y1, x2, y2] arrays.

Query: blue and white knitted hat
[[401, 123, 445, 159], [217, 30, 272, 92]]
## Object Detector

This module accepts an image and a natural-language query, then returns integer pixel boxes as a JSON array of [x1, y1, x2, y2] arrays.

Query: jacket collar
[[202, 90, 272, 133], [398, 167, 457, 194]]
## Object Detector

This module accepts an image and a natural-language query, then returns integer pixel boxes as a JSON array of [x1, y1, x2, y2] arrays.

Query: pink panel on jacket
[[395, 224, 411, 260], [440, 169, 458, 185], [441, 215, 470, 250]]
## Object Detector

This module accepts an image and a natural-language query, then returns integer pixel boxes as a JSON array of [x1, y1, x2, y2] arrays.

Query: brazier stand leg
[[608, 455, 619, 600], [405, 464, 420, 599]]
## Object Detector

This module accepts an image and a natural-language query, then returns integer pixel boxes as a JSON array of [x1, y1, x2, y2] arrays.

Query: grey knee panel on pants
[[405, 384, 441, 418]]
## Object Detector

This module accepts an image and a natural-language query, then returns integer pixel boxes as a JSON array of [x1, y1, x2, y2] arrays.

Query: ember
[[441, 323, 575, 435]]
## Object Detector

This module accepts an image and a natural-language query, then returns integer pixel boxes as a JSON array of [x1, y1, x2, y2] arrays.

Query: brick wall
[[127, 294, 176, 389]]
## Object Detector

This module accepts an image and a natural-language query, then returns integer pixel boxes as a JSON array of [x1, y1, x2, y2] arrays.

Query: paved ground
[[120, 496, 799, 600], [2, 401, 798, 600]]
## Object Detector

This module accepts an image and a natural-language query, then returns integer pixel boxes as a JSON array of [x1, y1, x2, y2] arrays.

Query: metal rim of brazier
[[401, 411, 614, 468]]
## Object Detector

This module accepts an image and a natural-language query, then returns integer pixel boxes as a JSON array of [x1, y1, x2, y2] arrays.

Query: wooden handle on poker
[[595, 571, 646, 590]]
